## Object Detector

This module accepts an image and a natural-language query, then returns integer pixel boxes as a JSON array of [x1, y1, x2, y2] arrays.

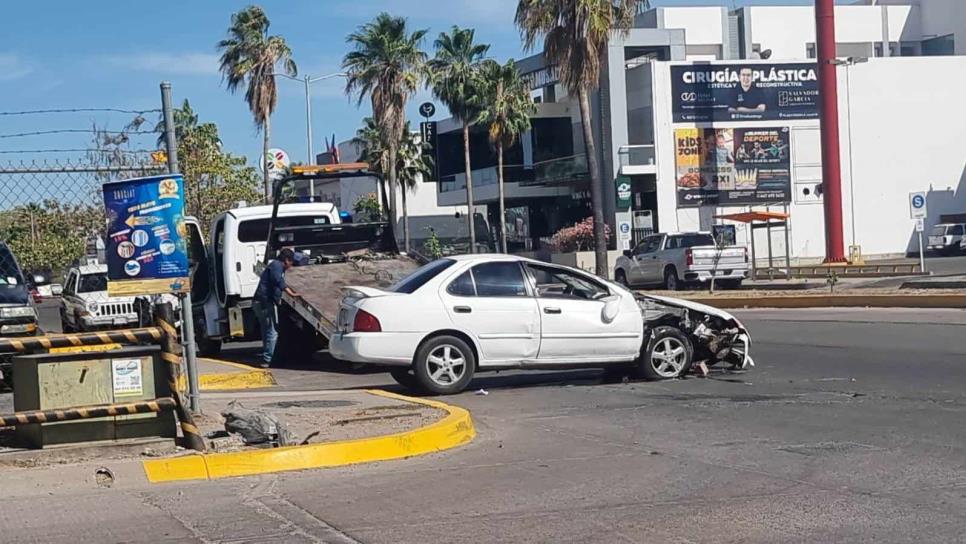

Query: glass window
[[63, 272, 77, 295], [929, 226, 948, 237], [922, 34, 954, 56], [636, 236, 663, 255], [391, 259, 456, 294], [677, 234, 716, 248], [0, 244, 23, 285], [952, 225, 965, 236], [471, 262, 527, 297], [78, 273, 108, 293], [446, 270, 476, 296], [527, 264, 609, 301], [237, 215, 331, 243]]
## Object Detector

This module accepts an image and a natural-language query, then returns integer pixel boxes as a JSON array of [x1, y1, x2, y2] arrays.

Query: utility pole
[[161, 81, 201, 413], [815, 0, 847, 263]]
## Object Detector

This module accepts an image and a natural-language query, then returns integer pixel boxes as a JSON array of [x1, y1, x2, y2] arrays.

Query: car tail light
[[685, 249, 693, 266], [352, 309, 382, 333], [744, 247, 749, 263]]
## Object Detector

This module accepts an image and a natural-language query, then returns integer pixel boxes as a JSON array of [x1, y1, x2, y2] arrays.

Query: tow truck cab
[[185, 202, 343, 356]]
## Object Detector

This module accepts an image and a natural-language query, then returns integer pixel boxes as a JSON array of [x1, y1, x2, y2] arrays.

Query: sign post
[[909, 192, 927, 273]]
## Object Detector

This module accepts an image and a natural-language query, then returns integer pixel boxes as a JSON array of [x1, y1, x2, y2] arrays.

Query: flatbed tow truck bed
[[282, 257, 421, 339]]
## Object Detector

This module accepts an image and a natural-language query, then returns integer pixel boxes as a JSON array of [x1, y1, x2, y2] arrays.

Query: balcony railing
[[618, 145, 656, 167], [521, 154, 589, 186]]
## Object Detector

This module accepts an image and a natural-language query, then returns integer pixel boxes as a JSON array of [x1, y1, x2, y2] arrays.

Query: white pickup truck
[[614, 232, 748, 290]]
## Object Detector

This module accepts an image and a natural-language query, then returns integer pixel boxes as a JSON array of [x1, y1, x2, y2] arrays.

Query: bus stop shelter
[[715, 210, 791, 280]]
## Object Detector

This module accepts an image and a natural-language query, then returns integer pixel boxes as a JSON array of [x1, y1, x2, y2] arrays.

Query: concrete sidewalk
[[0, 388, 474, 492]]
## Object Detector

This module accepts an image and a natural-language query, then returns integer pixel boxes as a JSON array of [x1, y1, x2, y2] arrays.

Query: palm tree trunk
[[497, 141, 507, 253], [401, 184, 410, 253], [387, 144, 400, 249], [463, 122, 476, 254], [263, 115, 272, 202], [578, 86, 608, 278]]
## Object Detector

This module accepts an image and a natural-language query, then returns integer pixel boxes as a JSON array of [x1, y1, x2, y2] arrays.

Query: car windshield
[[0, 246, 23, 286], [929, 226, 948, 236], [78, 273, 108, 293], [390, 259, 456, 294], [673, 234, 716, 248]]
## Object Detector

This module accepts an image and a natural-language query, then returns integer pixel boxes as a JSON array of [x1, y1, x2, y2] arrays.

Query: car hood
[[638, 293, 745, 327], [0, 284, 29, 305]]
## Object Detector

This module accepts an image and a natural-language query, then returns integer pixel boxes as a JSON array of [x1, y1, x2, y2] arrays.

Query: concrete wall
[[649, 56, 966, 260]]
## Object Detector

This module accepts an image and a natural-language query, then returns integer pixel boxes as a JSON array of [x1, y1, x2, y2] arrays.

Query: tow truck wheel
[[389, 367, 419, 389], [639, 326, 693, 380], [196, 335, 222, 357]]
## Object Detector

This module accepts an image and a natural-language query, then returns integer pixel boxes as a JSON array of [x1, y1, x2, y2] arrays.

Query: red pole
[[815, 0, 847, 263]]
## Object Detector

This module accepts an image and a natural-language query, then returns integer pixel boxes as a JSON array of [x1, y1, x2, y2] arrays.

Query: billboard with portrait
[[671, 63, 819, 123], [675, 127, 791, 207]]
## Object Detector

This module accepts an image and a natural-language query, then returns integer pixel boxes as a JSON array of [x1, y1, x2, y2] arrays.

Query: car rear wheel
[[663, 267, 680, 291], [639, 326, 693, 380], [413, 335, 475, 395]]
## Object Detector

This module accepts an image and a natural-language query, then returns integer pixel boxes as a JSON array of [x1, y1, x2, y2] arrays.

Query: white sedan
[[329, 255, 753, 395]]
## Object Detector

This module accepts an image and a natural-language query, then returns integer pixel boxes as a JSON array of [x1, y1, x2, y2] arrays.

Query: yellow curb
[[679, 294, 966, 309], [176, 358, 276, 391], [141, 389, 475, 483]]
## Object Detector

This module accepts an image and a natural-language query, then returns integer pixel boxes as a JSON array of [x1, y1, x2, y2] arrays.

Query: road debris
[[475, 389, 489, 396], [222, 401, 295, 447]]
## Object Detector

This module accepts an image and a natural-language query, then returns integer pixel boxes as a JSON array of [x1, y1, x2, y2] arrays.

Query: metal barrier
[[0, 303, 205, 451]]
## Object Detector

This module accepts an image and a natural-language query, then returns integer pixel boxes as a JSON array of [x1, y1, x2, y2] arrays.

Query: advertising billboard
[[671, 63, 819, 123], [675, 127, 791, 207], [102, 174, 191, 296]]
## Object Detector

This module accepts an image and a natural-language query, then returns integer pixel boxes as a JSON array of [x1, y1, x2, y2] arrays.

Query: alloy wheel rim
[[426, 344, 466, 386], [650, 337, 686, 378]]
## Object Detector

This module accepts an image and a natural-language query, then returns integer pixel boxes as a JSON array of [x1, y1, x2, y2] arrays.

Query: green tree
[[343, 13, 428, 253], [475, 59, 536, 253], [217, 5, 297, 201], [154, 99, 206, 148], [352, 117, 433, 250], [0, 200, 103, 274], [516, 0, 638, 276], [177, 117, 261, 233], [428, 26, 490, 253]]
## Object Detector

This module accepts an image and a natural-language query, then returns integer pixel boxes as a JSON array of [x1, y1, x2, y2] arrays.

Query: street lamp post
[[276, 71, 347, 197]]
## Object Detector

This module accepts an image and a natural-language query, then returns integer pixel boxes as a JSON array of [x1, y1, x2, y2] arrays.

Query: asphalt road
[[3, 307, 966, 543]]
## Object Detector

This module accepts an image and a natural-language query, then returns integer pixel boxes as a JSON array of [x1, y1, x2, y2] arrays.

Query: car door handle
[[453, 306, 472, 314], [544, 307, 562, 314]]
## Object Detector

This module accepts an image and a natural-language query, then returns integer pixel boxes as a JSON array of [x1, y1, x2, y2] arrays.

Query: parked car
[[329, 254, 753, 395], [0, 242, 39, 386], [614, 232, 748, 290], [927, 223, 966, 255], [60, 264, 140, 332]]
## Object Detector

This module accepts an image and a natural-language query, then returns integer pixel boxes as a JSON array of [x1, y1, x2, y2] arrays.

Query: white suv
[[60, 264, 139, 332]]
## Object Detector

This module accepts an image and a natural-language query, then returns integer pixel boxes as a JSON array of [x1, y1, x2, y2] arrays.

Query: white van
[[927, 223, 966, 255], [187, 202, 341, 355]]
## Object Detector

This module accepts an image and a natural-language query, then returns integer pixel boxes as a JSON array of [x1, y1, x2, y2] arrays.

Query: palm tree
[[343, 13, 427, 253], [352, 118, 432, 250], [217, 5, 297, 201], [475, 59, 536, 253], [516, 0, 637, 276], [154, 99, 200, 148], [429, 27, 490, 253]]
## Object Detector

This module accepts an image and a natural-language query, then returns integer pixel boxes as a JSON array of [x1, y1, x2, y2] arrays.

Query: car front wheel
[[639, 326, 693, 380], [413, 335, 476, 395]]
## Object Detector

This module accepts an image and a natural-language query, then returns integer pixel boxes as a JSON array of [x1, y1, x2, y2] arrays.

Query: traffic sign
[[418, 102, 436, 118], [909, 191, 927, 219], [915, 218, 924, 232]]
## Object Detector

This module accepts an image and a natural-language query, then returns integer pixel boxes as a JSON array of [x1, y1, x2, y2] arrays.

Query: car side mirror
[[622, 250, 632, 258]]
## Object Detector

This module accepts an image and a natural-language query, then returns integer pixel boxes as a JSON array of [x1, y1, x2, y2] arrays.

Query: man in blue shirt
[[253, 248, 298, 368]]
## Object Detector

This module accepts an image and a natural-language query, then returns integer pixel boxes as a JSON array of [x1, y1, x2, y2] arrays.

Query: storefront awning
[[714, 211, 789, 223]]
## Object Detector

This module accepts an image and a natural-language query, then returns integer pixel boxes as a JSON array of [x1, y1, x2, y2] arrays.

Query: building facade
[[352, 0, 966, 266]]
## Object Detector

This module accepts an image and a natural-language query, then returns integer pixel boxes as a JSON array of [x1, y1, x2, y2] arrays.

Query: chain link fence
[[0, 160, 165, 341]]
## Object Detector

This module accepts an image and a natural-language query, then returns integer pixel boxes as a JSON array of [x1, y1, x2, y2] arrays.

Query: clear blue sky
[[0, 0, 823, 167]]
